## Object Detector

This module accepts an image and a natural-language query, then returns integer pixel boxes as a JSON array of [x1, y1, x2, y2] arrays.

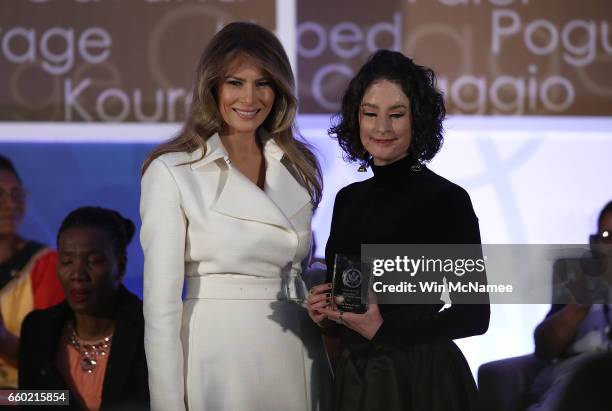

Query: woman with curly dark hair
[[306, 50, 490, 411]]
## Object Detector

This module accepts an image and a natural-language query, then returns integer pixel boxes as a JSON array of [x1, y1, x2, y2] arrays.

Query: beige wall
[[1, 0, 610, 121]]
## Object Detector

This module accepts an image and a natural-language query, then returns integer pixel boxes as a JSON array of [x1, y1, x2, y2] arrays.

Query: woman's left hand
[[319, 302, 383, 341]]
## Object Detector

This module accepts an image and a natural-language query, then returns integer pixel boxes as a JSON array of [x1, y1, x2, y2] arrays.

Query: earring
[[357, 164, 367, 172], [411, 163, 422, 172]]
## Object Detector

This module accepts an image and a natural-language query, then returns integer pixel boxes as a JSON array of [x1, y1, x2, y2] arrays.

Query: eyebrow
[[58, 246, 103, 254], [361, 102, 408, 110], [224, 75, 271, 82], [59, 250, 97, 255]]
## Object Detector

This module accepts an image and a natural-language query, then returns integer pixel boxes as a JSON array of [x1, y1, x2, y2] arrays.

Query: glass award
[[332, 254, 368, 313]]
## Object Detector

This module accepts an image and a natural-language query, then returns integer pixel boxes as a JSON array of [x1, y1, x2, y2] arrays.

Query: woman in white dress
[[140, 22, 330, 411]]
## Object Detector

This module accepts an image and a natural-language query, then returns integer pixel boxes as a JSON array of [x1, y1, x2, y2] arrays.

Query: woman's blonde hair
[[142, 22, 322, 206]]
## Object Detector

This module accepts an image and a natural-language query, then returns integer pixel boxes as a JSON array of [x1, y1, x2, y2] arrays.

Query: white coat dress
[[140, 133, 331, 411]]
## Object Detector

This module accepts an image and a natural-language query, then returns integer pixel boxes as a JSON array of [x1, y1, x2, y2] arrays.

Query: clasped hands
[[305, 282, 383, 341]]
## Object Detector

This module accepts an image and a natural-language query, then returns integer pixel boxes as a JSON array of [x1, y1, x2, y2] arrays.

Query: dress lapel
[[209, 132, 311, 230], [213, 166, 293, 229], [262, 138, 311, 220], [42, 304, 71, 390], [101, 288, 141, 405]]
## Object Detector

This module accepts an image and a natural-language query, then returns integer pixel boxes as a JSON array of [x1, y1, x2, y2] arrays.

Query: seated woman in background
[[19, 207, 149, 411], [0, 154, 63, 388], [527, 200, 612, 411]]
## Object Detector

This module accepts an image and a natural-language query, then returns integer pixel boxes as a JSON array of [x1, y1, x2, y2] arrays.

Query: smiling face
[[359, 79, 412, 166], [217, 54, 276, 137], [57, 226, 123, 316], [0, 170, 25, 236]]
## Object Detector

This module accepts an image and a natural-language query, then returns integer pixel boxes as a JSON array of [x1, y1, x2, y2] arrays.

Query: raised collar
[[203, 130, 311, 228], [371, 155, 424, 184], [189, 132, 229, 170], [189, 130, 284, 169], [261, 130, 284, 161]]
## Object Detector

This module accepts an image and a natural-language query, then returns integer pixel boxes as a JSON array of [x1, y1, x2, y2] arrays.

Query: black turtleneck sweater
[[325, 155, 490, 346]]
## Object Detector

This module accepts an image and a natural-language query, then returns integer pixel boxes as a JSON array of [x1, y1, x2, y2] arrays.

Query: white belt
[[185, 275, 306, 300]]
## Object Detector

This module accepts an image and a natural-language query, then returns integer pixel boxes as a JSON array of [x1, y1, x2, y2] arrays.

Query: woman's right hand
[[306, 283, 333, 327]]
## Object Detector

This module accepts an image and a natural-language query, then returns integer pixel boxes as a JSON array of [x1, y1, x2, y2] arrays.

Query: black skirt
[[334, 339, 479, 411]]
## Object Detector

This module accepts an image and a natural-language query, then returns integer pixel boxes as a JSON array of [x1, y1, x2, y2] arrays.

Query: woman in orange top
[[19, 207, 148, 411]]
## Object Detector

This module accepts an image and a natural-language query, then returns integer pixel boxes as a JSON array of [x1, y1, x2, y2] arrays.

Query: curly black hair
[[329, 49, 445, 164], [57, 206, 135, 260]]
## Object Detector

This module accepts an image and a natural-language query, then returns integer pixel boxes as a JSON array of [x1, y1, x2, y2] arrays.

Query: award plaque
[[332, 254, 368, 314]]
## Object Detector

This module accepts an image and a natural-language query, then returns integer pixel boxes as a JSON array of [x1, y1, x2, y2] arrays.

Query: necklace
[[67, 324, 113, 373]]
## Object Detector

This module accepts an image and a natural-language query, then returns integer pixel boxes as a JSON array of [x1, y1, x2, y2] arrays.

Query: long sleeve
[[140, 158, 187, 411], [372, 301, 490, 346], [372, 185, 490, 346], [325, 187, 348, 284]]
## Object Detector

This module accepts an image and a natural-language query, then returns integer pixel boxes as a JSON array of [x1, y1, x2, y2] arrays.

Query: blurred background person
[[19, 206, 148, 411], [0, 154, 63, 388], [527, 200, 612, 411]]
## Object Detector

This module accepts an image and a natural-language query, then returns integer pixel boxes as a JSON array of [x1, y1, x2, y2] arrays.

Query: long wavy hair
[[329, 49, 445, 165], [142, 22, 322, 206]]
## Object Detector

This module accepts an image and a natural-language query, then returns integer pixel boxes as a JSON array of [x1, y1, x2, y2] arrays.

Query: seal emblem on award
[[342, 267, 362, 288], [332, 254, 368, 313]]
